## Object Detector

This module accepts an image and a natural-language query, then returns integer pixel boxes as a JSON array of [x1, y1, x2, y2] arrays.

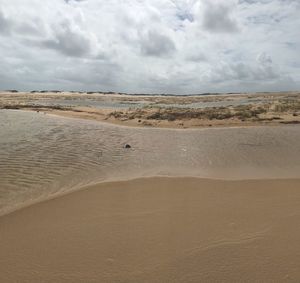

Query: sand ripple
[[1, 110, 300, 215]]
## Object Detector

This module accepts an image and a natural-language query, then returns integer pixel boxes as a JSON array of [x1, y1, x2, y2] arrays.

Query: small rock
[[124, 144, 131, 149]]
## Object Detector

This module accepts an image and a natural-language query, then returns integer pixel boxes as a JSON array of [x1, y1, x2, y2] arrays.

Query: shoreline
[[2, 110, 300, 219], [3, 176, 300, 218], [3, 107, 300, 130], [1, 90, 299, 129], [3, 174, 300, 218], [1, 102, 300, 281], [1, 176, 300, 282]]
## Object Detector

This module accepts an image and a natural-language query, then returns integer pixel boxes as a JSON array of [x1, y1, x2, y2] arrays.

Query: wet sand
[[1, 177, 300, 282], [1, 109, 300, 282], [1, 110, 300, 216]]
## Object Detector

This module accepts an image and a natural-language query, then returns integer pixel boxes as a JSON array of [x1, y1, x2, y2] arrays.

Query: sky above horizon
[[0, 0, 299, 94]]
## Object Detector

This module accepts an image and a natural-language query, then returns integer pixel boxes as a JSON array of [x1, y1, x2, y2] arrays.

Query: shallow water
[[35, 98, 145, 109], [0, 110, 300, 215], [155, 98, 262, 109], [33, 96, 264, 109]]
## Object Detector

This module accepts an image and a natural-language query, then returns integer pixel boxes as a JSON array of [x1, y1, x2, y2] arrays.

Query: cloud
[[140, 30, 176, 57], [42, 19, 97, 57], [64, 0, 86, 3], [201, 1, 239, 33], [257, 52, 272, 65], [212, 52, 278, 81], [0, 9, 12, 34], [0, 0, 299, 93], [185, 52, 206, 62], [170, 0, 196, 23]]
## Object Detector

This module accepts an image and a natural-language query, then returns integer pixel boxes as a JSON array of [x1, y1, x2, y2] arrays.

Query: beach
[[1, 91, 300, 128], [1, 177, 300, 282], [2, 0, 300, 281], [1, 103, 300, 282]]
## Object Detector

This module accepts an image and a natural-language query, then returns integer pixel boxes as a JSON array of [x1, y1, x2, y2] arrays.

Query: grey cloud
[[42, 20, 94, 57], [0, 8, 45, 37], [202, 2, 239, 33], [0, 0, 299, 93], [253, 53, 278, 80], [239, 0, 266, 3], [176, 11, 194, 23], [140, 31, 176, 57], [210, 54, 278, 84], [185, 52, 206, 62], [238, 0, 276, 4], [239, 0, 297, 3], [257, 52, 272, 65], [0, 9, 12, 35], [208, 63, 248, 83], [64, 0, 86, 3], [55, 61, 122, 87], [172, 1, 196, 23]]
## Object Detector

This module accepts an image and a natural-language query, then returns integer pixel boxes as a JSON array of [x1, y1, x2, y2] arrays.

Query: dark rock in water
[[124, 144, 131, 149]]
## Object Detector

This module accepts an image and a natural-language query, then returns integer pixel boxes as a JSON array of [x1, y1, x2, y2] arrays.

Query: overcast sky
[[0, 0, 299, 94]]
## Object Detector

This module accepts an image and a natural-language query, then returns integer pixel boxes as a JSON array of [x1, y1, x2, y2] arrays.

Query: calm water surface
[[34, 97, 262, 109], [1, 110, 300, 215]]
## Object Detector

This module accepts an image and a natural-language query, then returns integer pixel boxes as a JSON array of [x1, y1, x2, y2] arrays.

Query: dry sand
[[1, 91, 299, 129], [1, 177, 300, 282]]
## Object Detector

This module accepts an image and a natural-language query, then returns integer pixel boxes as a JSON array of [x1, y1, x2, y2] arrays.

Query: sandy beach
[[1, 177, 300, 282], [2, 1, 300, 281], [1, 109, 300, 282], [1, 91, 300, 128]]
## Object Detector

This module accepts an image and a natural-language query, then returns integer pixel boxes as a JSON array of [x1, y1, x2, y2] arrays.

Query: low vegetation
[[0, 104, 71, 111], [1, 93, 299, 127], [274, 99, 300, 112], [109, 104, 271, 122]]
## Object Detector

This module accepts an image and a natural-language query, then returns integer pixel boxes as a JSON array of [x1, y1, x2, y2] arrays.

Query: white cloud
[[42, 18, 98, 57], [0, 0, 299, 93]]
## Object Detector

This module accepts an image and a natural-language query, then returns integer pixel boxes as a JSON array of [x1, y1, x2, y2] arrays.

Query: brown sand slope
[[1, 177, 300, 282]]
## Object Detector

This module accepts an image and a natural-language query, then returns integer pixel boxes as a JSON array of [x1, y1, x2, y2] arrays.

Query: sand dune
[[1, 177, 300, 282], [1, 91, 300, 128]]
